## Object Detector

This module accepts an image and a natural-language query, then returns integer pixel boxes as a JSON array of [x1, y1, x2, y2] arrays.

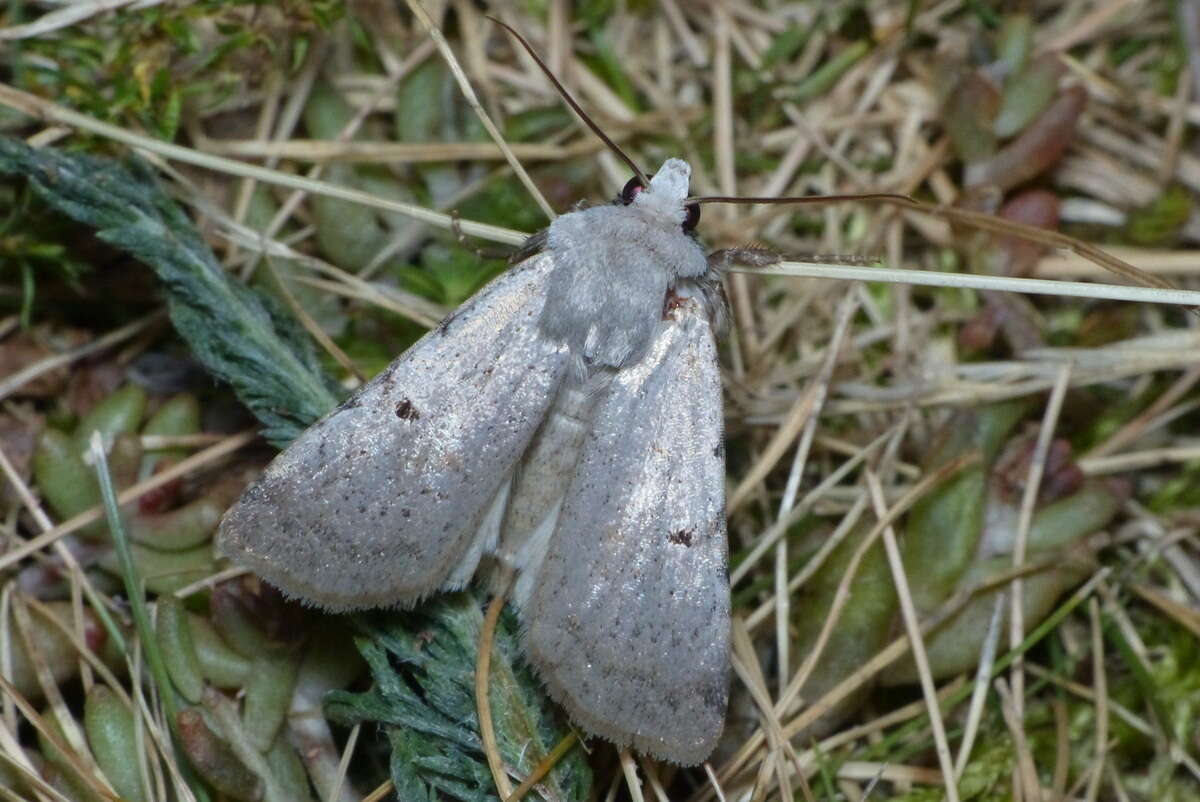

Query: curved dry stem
[[476, 572, 515, 800]]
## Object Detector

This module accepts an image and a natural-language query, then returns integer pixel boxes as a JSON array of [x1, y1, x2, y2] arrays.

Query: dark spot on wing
[[395, 398, 420, 420], [713, 441, 725, 458], [668, 528, 694, 547]]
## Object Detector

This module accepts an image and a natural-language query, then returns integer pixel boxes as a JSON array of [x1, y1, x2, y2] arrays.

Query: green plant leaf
[[327, 591, 591, 802], [0, 137, 341, 444]]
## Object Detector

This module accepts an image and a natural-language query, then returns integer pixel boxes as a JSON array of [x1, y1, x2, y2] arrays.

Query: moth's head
[[619, 158, 700, 234]]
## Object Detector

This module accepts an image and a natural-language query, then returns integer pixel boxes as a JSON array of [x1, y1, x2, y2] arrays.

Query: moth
[[220, 146, 740, 761]]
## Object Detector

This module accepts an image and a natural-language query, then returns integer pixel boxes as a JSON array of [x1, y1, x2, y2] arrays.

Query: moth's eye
[[682, 203, 701, 232], [620, 175, 645, 205]]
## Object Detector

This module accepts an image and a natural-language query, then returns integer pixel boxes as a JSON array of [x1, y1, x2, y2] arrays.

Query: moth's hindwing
[[217, 254, 568, 610], [525, 298, 730, 765]]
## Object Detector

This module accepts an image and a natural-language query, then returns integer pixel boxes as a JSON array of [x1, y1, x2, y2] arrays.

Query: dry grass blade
[[1129, 585, 1200, 638], [406, 0, 556, 220], [619, 749, 647, 802], [362, 779, 394, 802], [0, 313, 164, 402], [0, 442, 128, 661], [729, 621, 801, 801], [703, 762, 727, 802], [1085, 367, 1200, 459], [736, 439, 881, 594], [0, 0, 166, 40], [714, 455, 981, 790], [0, 672, 119, 801], [262, 257, 364, 383], [0, 431, 256, 572], [1085, 598, 1110, 802], [728, 293, 858, 512], [1009, 365, 1073, 719], [747, 261, 1200, 307], [329, 722, 360, 802], [0, 83, 527, 245], [954, 593, 1006, 778], [195, 138, 570, 163], [992, 677, 1039, 801], [865, 470, 960, 802]]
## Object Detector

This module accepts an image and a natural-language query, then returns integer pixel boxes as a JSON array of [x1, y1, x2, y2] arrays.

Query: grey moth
[[218, 156, 734, 765]]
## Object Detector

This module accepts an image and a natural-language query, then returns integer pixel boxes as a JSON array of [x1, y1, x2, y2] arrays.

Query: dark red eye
[[620, 175, 645, 205], [682, 203, 700, 232]]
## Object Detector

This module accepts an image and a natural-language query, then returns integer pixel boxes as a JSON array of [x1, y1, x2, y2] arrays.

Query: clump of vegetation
[[0, 1, 1197, 800]]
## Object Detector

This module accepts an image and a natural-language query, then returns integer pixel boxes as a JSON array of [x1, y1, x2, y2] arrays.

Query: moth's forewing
[[525, 298, 730, 765], [216, 254, 569, 610]]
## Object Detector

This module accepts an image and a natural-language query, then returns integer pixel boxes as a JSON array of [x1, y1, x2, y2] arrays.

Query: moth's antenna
[[488, 16, 652, 189], [692, 192, 1178, 293], [689, 193, 915, 206]]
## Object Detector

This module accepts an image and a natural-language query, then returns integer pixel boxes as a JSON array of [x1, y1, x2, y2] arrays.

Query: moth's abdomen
[[497, 372, 615, 609]]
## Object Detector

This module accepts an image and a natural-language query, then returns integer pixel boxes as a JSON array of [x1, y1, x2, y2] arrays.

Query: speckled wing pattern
[[217, 254, 569, 610], [525, 297, 729, 765]]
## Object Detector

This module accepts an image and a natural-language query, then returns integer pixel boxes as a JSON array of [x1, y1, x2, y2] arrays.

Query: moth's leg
[[499, 371, 612, 611], [790, 252, 881, 265], [506, 228, 548, 265], [706, 246, 781, 272], [449, 209, 519, 261], [708, 247, 883, 270]]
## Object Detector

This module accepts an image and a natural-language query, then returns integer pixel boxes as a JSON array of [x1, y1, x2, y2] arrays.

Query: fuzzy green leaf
[[327, 592, 591, 802], [0, 137, 341, 444]]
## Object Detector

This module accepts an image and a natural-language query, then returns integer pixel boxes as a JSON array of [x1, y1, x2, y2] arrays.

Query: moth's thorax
[[545, 202, 707, 275], [538, 158, 708, 369]]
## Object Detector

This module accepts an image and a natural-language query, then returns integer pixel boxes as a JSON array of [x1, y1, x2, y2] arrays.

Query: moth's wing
[[525, 299, 729, 765], [218, 254, 568, 610]]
